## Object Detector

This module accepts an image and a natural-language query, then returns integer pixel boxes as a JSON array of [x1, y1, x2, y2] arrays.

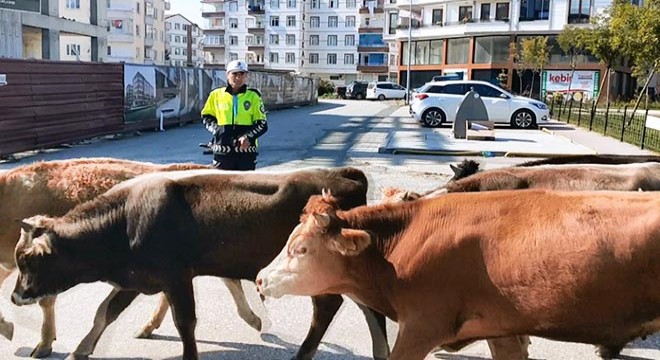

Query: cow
[[10, 167, 390, 360], [257, 189, 660, 360], [0, 158, 255, 357]]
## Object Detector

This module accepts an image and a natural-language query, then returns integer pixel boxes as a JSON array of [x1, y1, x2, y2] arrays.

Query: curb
[[539, 124, 599, 154]]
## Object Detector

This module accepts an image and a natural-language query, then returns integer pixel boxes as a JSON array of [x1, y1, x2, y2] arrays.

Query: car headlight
[[530, 102, 548, 110]]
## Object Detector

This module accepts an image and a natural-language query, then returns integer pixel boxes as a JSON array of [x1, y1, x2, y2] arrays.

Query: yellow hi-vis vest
[[201, 87, 266, 127]]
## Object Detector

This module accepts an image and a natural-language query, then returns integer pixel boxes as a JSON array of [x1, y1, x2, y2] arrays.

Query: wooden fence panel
[[0, 59, 124, 156]]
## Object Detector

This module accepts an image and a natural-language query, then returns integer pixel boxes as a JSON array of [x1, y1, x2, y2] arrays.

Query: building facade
[[165, 14, 204, 67], [201, 0, 398, 84], [392, 0, 635, 99], [106, 0, 168, 65], [0, 0, 106, 61]]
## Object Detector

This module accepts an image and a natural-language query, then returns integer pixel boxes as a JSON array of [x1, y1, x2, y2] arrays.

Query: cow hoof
[[30, 343, 53, 358], [248, 315, 262, 332], [134, 327, 155, 339], [0, 320, 14, 340], [596, 345, 622, 359]]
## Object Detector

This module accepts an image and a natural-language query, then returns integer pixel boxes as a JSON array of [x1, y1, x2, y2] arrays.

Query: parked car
[[345, 81, 369, 100], [410, 80, 549, 129], [366, 81, 407, 100]]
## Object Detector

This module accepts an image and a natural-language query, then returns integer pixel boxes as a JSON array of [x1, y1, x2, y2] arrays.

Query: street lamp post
[[405, 0, 412, 105]]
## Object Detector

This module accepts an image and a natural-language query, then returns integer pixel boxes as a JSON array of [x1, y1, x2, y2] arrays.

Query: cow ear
[[450, 164, 460, 176], [329, 229, 371, 256], [29, 237, 53, 256], [313, 212, 331, 230], [17, 219, 35, 233]]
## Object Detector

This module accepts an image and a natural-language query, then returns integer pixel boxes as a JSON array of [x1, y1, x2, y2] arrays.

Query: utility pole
[[405, 0, 412, 105]]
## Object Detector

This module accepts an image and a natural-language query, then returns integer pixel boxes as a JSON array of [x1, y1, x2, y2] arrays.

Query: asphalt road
[[0, 99, 658, 359]]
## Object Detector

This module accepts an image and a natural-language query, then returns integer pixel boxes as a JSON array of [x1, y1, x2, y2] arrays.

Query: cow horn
[[17, 219, 35, 233], [321, 188, 333, 199]]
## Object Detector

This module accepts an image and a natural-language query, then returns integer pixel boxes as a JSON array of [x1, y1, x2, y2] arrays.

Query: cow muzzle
[[11, 291, 38, 306], [255, 270, 290, 299]]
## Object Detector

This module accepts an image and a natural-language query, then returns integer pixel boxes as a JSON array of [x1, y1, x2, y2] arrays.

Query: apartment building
[[106, 0, 168, 65], [201, 0, 399, 83], [165, 14, 204, 67], [393, 0, 634, 98], [0, 0, 106, 61]]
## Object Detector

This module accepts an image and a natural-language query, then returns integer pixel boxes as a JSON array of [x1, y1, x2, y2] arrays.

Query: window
[[174, 48, 181, 55], [166, 23, 171, 30], [175, 23, 181, 30], [346, 16, 356, 27], [473, 84, 504, 98], [66, 44, 81, 56], [430, 40, 443, 64], [136, 47, 140, 58], [269, 52, 279, 63], [270, 34, 280, 44], [443, 84, 468, 95], [480, 4, 491, 20], [255, 35, 264, 44], [136, 2, 139, 13], [345, 35, 355, 46], [431, 9, 443, 26], [183, 36, 188, 44], [329, 0, 338, 8], [520, 0, 550, 20], [346, 0, 356, 7], [107, 46, 111, 56], [229, 1, 238, 11], [327, 53, 337, 64], [270, 0, 280, 8], [287, 0, 296, 7], [286, 34, 296, 45], [230, 53, 238, 61], [287, 15, 296, 26], [270, 16, 280, 26], [328, 16, 338, 27], [230, 36, 238, 45], [327, 35, 337, 46], [496, 3, 510, 20], [285, 52, 295, 63], [474, 36, 509, 63], [459, 6, 473, 22], [310, 16, 320, 28], [310, 53, 319, 63], [344, 53, 354, 65], [246, 35, 254, 45], [447, 38, 469, 64], [388, 12, 398, 34], [311, 0, 320, 9], [136, 25, 140, 36], [175, 35, 180, 43], [310, 35, 319, 45], [66, 0, 80, 9], [229, 18, 238, 28], [568, 0, 592, 23], [414, 41, 429, 65]]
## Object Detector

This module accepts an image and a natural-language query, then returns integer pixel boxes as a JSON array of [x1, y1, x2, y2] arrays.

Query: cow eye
[[292, 245, 307, 256]]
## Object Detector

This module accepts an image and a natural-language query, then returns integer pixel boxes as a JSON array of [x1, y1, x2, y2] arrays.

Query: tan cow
[[257, 190, 660, 360], [0, 158, 265, 358]]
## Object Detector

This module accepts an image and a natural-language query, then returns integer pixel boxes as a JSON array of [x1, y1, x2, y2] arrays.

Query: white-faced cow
[[11, 167, 390, 360], [257, 190, 660, 360]]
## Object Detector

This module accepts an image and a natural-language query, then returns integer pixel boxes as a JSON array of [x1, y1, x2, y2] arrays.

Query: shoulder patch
[[248, 88, 262, 97]]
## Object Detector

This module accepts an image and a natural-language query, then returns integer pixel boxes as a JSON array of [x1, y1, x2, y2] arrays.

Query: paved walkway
[[380, 105, 657, 156]]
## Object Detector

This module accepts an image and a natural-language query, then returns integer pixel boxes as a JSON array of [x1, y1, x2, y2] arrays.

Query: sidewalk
[[379, 106, 657, 157]]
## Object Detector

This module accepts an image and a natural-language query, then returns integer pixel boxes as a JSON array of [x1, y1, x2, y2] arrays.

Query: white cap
[[226, 60, 248, 74]]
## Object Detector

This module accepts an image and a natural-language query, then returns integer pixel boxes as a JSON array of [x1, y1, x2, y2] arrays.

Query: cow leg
[[166, 281, 198, 360], [29, 296, 58, 358], [292, 294, 344, 360], [389, 324, 437, 360], [222, 278, 262, 331], [596, 344, 625, 359], [0, 266, 14, 341], [68, 289, 139, 360], [356, 304, 390, 360], [134, 293, 170, 338], [487, 335, 530, 360]]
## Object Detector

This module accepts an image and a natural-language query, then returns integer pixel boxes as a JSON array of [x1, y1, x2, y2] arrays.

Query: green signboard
[[0, 0, 41, 13]]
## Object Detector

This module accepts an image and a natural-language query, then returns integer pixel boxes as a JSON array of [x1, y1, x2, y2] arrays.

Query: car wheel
[[355, 93, 364, 100], [378, 94, 386, 101], [511, 109, 536, 129], [422, 108, 445, 128]]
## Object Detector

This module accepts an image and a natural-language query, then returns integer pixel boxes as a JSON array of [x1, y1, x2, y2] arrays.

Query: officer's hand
[[238, 136, 250, 150]]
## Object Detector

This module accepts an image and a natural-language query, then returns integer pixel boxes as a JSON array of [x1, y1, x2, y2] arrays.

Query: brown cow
[[257, 190, 660, 360], [11, 167, 389, 360]]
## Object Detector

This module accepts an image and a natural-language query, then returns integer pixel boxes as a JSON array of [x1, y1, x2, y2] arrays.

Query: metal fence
[[547, 97, 660, 153]]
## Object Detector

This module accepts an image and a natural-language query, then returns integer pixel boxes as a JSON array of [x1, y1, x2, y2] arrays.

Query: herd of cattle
[[0, 154, 659, 360]]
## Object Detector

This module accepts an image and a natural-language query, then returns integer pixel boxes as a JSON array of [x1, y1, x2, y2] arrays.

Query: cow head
[[257, 189, 371, 298], [12, 215, 65, 306], [379, 186, 421, 204]]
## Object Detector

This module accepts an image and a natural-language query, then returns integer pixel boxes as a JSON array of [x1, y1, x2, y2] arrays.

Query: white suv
[[410, 80, 549, 129], [366, 81, 408, 100]]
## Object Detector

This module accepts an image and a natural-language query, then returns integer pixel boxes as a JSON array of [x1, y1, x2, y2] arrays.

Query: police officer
[[202, 60, 268, 170]]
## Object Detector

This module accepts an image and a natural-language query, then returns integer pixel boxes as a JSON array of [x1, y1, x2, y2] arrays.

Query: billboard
[[0, 0, 40, 12], [541, 70, 600, 102]]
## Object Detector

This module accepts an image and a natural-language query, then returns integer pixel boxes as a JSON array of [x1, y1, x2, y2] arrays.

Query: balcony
[[248, 3, 265, 14], [358, 45, 389, 53], [204, 43, 225, 49], [359, 26, 384, 33], [203, 11, 226, 17], [357, 64, 388, 73], [247, 26, 265, 33], [145, 36, 155, 47], [248, 61, 265, 69], [107, 32, 134, 43], [359, 0, 384, 14], [248, 45, 265, 51], [204, 26, 225, 33]]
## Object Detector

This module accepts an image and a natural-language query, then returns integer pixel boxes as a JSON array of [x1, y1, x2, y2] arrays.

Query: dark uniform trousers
[[213, 153, 257, 171]]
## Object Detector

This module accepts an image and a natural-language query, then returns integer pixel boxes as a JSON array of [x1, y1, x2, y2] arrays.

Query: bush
[[317, 78, 336, 97]]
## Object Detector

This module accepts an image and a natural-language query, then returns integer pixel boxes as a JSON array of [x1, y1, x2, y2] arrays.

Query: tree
[[509, 42, 525, 94], [557, 26, 588, 102], [520, 36, 550, 100], [609, 0, 660, 124]]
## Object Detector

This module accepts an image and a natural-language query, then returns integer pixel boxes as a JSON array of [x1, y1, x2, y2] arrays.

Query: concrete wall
[[0, 10, 23, 58]]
